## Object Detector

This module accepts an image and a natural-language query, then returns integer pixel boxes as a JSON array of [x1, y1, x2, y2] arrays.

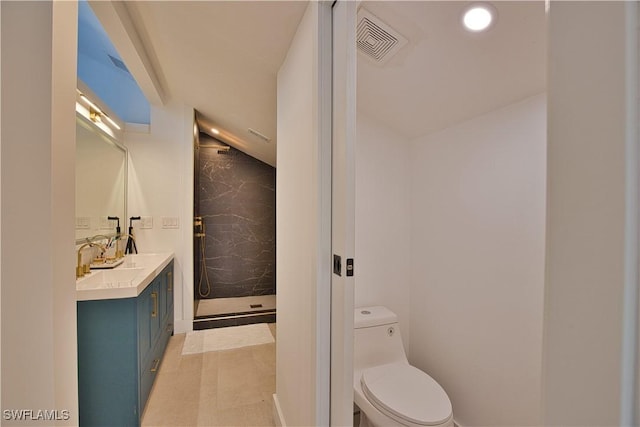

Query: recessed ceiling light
[[211, 128, 220, 135], [462, 3, 496, 32]]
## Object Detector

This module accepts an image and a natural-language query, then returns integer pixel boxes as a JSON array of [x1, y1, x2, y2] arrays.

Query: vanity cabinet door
[[167, 265, 174, 315], [159, 271, 167, 325], [78, 298, 139, 427], [137, 282, 152, 368], [137, 278, 161, 369], [149, 279, 161, 343], [153, 262, 173, 359], [160, 262, 174, 324]]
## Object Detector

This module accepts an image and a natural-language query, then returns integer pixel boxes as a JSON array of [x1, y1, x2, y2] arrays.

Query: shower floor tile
[[196, 295, 276, 318]]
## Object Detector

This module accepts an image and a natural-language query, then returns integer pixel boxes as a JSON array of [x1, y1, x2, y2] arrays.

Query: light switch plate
[[140, 216, 153, 229], [76, 217, 91, 229], [161, 217, 179, 229], [99, 216, 114, 229]]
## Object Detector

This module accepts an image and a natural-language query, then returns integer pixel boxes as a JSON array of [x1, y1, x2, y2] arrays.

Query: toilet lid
[[361, 363, 452, 426]]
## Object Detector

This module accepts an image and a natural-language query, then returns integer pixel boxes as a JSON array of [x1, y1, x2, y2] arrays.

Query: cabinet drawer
[[139, 328, 168, 414], [139, 354, 160, 413]]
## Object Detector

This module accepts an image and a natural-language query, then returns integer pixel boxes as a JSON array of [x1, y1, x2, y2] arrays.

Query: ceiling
[[121, 1, 308, 166], [357, 1, 546, 140], [94, 1, 546, 166]]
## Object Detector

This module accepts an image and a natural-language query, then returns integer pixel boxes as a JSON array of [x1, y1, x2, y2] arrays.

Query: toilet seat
[[361, 363, 452, 426]]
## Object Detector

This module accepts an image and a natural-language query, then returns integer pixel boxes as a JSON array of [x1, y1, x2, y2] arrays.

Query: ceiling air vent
[[357, 9, 408, 66], [108, 54, 130, 74]]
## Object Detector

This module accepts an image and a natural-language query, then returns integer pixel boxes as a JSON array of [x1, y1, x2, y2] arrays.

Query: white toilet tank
[[354, 306, 408, 372]]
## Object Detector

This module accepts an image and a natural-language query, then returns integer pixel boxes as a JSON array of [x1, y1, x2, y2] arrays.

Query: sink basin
[[120, 253, 167, 269], [76, 252, 174, 301], [77, 268, 145, 289]]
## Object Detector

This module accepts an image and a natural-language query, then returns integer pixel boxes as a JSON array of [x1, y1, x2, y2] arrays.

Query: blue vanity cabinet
[[137, 278, 161, 372], [139, 262, 175, 412], [77, 260, 174, 427], [161, 264, 174, 328], [158, 264, 174, 349], [77, 297, 138, 426]]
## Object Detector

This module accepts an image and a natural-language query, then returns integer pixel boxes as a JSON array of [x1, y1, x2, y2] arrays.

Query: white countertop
[[76, 252, 174, 301]]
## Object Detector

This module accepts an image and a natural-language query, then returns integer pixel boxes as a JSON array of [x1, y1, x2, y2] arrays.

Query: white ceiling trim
[[89, 0, 165, 106]]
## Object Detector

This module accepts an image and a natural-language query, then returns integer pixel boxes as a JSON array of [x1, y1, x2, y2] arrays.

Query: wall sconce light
[[79, 92, 121, 130], [89, 107, 103, 124]]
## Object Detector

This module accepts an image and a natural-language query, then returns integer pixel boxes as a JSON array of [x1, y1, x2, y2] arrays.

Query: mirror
[[75, 115, 127, 241]]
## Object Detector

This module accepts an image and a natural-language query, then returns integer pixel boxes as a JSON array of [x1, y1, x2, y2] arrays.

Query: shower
[[193, 130, 277, 330]]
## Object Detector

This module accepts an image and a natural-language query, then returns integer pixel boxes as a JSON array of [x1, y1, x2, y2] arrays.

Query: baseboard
[[273, 394, 286, 427], [174, 319, 193, 334]]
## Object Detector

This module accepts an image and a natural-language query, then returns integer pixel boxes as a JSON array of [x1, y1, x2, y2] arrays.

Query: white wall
[[543, 3, 632, 424], [409, 94, 546, 426], [275, 2, 329, 425], [1, 0, 3, 407], [1, 2, 79, 424], [355, 111, 412, 352], [125, 102, 194, 334]]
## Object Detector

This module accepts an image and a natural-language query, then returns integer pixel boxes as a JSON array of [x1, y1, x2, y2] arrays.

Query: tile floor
[[142, 324, 276, 427]]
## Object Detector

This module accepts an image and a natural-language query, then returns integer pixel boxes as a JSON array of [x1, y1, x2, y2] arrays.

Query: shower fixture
[[194, 216, 205, 237], [195, 216, 212, 298]]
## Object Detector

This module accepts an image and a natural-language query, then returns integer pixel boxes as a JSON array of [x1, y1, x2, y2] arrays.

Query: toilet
[[354, 306, 453, 427]]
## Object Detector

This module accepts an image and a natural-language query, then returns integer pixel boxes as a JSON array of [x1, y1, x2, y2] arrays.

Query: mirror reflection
[[75, 115, 126, 241]]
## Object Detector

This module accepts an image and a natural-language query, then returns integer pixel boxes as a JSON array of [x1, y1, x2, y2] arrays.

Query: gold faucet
[[91, 234, 115, 261], [76, 242, 106, 278]]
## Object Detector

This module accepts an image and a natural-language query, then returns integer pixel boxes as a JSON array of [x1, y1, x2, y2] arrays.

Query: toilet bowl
[[354, 306, 453, 427]]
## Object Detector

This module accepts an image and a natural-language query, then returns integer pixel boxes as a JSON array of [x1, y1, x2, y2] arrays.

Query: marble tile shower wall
[[198, 146, 276, 299]]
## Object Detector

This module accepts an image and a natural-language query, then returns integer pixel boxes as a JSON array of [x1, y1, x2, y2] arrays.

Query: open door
[[331, 1, 357, 425], [273, 1, 355, 424]]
